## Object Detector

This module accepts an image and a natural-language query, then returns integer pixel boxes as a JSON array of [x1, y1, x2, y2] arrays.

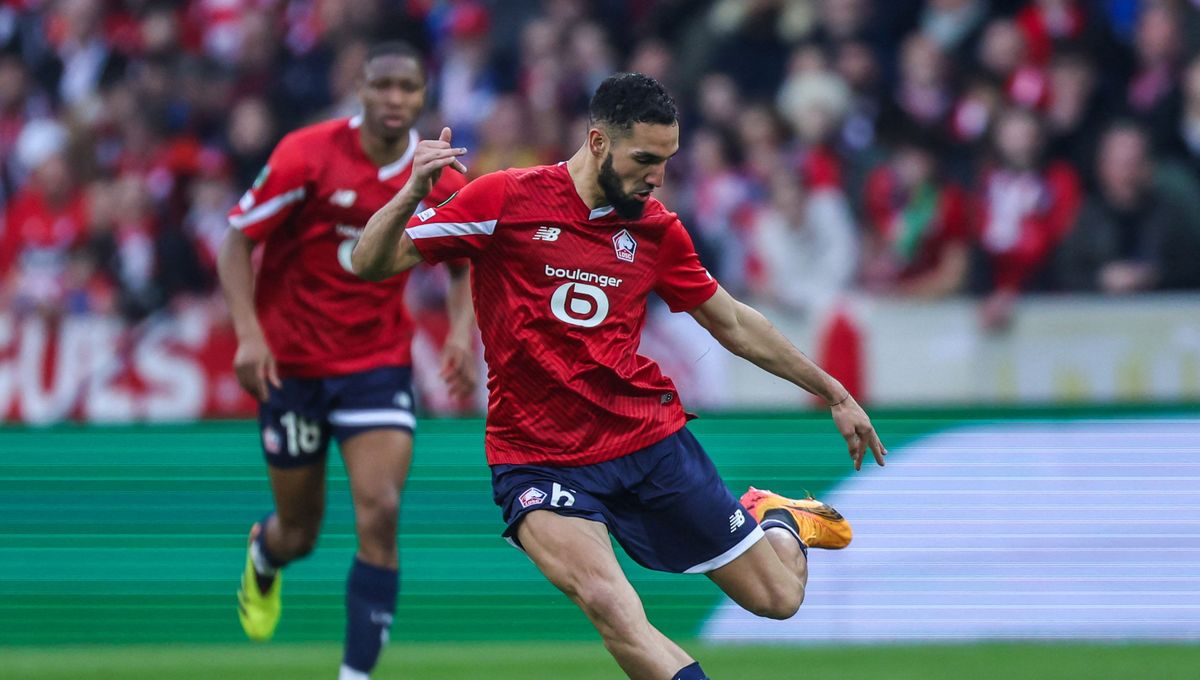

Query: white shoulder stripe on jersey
[[407, 219, 498, 239], [328, 409, 416, 429], [229, 187, 306, 230]]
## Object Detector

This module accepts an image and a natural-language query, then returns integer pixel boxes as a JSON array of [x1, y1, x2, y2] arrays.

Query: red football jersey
[[407, 163, 718, 466], [227, 116, 466, 377]]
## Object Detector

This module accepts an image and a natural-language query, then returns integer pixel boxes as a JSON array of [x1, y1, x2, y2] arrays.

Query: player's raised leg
[[239, 458, 328, 641], [706, 488, 852, 619], [517, 511, 702, 680], [338, 429, 413, 680]]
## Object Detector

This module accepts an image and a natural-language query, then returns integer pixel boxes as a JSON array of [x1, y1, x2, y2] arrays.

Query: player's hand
[[406, 127, 468, 200], [830, 393, 887, 471], [233, 334, 281, 402], [439, 336, 477, 401]]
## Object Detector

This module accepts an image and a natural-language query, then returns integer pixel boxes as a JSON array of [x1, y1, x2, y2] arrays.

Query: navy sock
[[343, 558, 399, 674], [672, 662, 710, 680], [762, 509, 808, 557]]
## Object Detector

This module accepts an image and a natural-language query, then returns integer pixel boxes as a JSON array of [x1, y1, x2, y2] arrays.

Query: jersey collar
[[377, 129, 421, 181]]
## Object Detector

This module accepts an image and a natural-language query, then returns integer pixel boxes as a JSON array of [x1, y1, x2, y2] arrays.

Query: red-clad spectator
[[977, 17, 1049, 110], [972, 107, 1081, 329], [1016, 0, 1087, 66], [1, 119, 89, 314], [862, 132, 969, 298]]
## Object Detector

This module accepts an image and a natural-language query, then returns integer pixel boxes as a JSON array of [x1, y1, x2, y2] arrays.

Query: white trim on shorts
[[682, 525, 765, 574], [327, 409, 416, 429]]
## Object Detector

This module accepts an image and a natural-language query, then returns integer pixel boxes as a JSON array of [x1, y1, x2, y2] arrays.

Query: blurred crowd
[[4, 0, 1200, 332]]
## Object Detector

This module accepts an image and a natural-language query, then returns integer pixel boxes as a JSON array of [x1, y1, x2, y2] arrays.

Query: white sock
[[338, 664, 370, 680], [250, 539, 278, 577]]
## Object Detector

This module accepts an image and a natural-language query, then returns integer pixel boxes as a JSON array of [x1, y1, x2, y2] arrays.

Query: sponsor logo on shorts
[[550, 482, 576, 508], [519, 487, 547, 508], [262, 427, 282, 454], [729, 508, 746, 533]]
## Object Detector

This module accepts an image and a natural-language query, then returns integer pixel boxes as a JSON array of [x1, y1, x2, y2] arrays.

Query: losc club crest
[[519, 487, 547, 508], [612, 229, 636, 263]]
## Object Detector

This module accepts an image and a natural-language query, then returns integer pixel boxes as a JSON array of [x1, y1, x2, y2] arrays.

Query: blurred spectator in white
[[48, 0, 127, 116], [1, 52, 51, 203], [1056, 122, 1200, 293], [920, 0, 989, 64], [1, 118, 88, 315], [970, 107, 1081, 329], [750, 171, 857, 315], [776, 50, 850, 192], [861, 131, 969, 298]]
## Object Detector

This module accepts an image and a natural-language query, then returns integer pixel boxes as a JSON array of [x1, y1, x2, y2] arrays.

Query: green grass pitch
[[3, 642, 1197, 679]]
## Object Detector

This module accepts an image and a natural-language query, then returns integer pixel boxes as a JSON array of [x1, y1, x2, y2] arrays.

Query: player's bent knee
[[354, 495, 399, 545], [758, 584, 804, 620], [277, 523, 321, 559]]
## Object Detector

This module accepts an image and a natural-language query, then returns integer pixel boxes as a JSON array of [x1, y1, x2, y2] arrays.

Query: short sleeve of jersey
[[406, 170, 507, 264], [426, 164, 469, 209], [227, 134, 311, 242], [654, 217, 719, 313]]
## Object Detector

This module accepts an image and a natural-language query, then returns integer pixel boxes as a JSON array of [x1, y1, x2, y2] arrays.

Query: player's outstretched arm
[[352, 127, 467, 281], [689, 286, 887, 470]]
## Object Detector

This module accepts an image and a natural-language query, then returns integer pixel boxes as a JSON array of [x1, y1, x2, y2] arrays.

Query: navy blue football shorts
[[491, 427, 764, 574], [257, 365, 415, 468]]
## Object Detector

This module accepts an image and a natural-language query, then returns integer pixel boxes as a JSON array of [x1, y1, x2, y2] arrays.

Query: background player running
[[352, 73, 886, 680], [218, 41, 475, 680]]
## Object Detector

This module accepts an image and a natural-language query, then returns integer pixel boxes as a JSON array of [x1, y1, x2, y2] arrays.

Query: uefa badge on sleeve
[[612, 229, 636, 262]]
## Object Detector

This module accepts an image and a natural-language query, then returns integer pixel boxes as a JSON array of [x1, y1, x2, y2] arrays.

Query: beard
[[598, 153, 647, 219]]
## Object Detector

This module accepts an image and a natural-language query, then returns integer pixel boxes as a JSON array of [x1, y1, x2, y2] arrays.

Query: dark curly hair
[[366, 41, 426, 75], [589, 73, 678, 135]]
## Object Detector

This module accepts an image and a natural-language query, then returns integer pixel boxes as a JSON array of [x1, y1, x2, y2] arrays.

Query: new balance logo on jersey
[[729, 509, 746, 533], [533, 226, 561, 241], [330, 189, 357, 207]]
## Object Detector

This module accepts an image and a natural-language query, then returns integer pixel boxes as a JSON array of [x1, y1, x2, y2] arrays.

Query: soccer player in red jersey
[[217, 42, 475, 680], [353, 73, 886, 680]]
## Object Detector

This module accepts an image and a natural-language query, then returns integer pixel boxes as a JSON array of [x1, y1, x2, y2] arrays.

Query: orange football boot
[[739, 486, 852, 549]]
